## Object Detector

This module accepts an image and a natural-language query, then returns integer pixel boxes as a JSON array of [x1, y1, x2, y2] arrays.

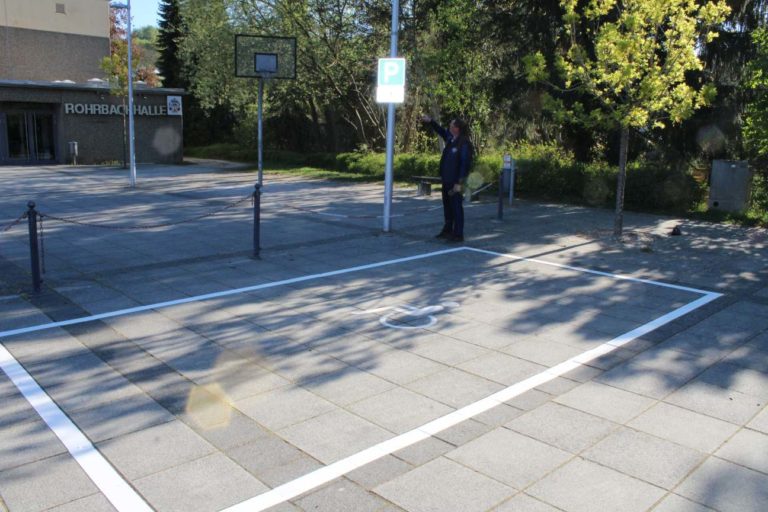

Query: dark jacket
[[429, 120, 473, 185]]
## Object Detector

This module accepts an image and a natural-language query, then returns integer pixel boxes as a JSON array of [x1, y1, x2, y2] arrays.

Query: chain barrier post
[[26, 201, 42, 292], [253, 183, 261, 259]]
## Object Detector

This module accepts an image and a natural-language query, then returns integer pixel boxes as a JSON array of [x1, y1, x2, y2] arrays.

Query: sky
[[124, 0, 161, 28]]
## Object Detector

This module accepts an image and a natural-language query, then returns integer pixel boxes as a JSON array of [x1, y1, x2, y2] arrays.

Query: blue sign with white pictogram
[[376, 58, 406, 104]]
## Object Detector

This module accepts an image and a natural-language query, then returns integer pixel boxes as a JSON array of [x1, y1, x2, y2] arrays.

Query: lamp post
[[110, 0, 137, 188]]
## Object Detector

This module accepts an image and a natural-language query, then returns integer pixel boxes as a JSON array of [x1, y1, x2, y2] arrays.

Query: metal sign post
[[378, 2, 404, 233]]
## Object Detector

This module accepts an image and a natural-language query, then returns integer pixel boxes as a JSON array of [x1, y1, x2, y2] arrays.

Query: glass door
[[6, 113, 30, 160], [32, 113, 55, 161], [0, 111, 56, 164]]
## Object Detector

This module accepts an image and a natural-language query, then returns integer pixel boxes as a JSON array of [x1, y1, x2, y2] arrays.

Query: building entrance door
[[0, 110, 56, 164]]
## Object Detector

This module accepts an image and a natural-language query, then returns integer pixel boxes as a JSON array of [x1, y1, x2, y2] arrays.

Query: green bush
[[185, 142, 712, 216]]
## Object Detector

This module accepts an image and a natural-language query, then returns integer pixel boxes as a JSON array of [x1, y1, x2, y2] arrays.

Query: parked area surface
[[1, 162, 767, 512]]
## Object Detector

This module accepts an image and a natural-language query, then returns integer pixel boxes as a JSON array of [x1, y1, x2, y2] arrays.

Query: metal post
[[126, 0, 137, 188], [508, 157, 516, 204], [27, 201, 42, 292], [382, 0, 400, 233], [257, 78, 264, 187], [497, 170, 504, 221], [253, 184, 261, 259]]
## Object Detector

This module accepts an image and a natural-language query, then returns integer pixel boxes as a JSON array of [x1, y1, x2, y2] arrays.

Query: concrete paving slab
[[134, 453, 268, 512], [0, 419, 67, 471], [506, 402, 619, 453], [628, 402, 740, 453], [583, 427, 705, 489], [665, 380, 765, 425], [374, 457, 514, 512], [235, 386, 336, 431], [447, 427, 572, 489], [491, 493, 561, 512], [675, 457, 768, 512], [295, 479, 396, 512], [651, 493, 719, 512], [714, 428, 768, 473], [278, 409, 392, 464], [554, 381, 655, 423], [405, 367, 503, 408], [67, 392, 175, 442], [458, 352, 548, 385], [96, 420, 215, 480], [748, 405, 768, 433], [226, 434, 323, 488], [697, 362, 768, 400], [596, 361, 699, 399], [349, 387, 454, 434], [0, 453, 98, 512], [393, 436, 455, 466], [346, 455, 414, 490], [45, 493, 117, 512], [527, 458, 667, 512]]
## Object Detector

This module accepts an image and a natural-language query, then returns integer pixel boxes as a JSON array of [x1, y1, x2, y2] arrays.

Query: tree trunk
[[613, 125, 630, 238]]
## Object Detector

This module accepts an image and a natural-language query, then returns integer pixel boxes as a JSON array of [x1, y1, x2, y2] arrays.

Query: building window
[[55, 3, 66, 14]]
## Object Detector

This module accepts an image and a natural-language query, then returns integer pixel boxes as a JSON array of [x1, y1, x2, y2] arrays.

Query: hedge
[[186, 143, 706, 214]]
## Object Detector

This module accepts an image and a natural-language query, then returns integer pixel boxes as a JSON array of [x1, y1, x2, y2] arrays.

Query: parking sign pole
[[382, 0, 399, 233]]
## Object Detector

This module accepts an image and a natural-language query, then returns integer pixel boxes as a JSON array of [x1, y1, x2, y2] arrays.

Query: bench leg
[[418, 183, 432, 196]]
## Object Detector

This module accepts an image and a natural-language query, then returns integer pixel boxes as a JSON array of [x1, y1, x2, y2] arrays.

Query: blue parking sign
[[377, 58, 406, 87]]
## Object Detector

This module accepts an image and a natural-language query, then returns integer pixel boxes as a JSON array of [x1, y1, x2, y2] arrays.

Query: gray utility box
[[708, 160, 752, 212]]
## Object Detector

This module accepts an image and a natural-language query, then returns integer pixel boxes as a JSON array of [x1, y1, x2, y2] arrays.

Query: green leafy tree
[[744, 27, 768, 159], [526, 0, 730, 236]]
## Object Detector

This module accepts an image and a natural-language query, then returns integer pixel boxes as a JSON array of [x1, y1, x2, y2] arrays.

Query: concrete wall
[[0, 0, 109, 37], [0, 0, 110, 82], [0, 85, 184, 165], [0, 26, 109, 82]]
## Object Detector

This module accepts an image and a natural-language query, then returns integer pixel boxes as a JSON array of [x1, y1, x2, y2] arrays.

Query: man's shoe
[[446, 234, 464, 243], [435, 231, 450, 239]]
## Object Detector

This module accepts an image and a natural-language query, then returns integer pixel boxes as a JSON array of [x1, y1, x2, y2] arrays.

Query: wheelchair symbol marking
[[354, 301, 459, 330]]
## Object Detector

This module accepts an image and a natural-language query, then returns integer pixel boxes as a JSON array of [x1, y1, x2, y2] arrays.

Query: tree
[[158, 0, 186, 88], [526, 0, 730, 237], [744, 27, 768, 159], [101, 8, 160, 166]]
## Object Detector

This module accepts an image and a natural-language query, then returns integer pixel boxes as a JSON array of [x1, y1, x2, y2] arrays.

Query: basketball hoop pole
[[258, 77, 264, 186]]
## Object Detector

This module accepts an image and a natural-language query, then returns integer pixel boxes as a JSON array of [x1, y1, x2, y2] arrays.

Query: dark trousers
[[441, 184, 464, 236]]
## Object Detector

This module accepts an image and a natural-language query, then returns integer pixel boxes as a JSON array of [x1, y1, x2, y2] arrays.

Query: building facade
[[0, 0, 184, 165]]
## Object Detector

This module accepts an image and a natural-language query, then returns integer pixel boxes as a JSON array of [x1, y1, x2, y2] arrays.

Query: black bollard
[[253, 183, 261, 259], [27, 201, 42, 292]]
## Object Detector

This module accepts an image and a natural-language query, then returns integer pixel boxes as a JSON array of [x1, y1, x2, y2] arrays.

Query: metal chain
[[38, 194, 253, 231], [1, 211, 27, 233], [284, 202, 442, 220]]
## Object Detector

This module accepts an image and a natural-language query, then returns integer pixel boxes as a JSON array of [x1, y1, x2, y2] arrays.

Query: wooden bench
[[412, 175, 442, 196]]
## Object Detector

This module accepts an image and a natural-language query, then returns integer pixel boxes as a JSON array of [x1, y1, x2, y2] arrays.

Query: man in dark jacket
[[422, 115, 472, 242]]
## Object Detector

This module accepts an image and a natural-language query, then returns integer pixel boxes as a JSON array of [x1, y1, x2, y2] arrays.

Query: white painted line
[[0, 247, 466, 341], [463, 247, 717, 295], [0, 345, 153, 512], [219, 289, 722, 512]]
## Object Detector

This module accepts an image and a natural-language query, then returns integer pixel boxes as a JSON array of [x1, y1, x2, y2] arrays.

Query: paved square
[[1, 245, 719, 512], [2, 165, 766, 512]]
